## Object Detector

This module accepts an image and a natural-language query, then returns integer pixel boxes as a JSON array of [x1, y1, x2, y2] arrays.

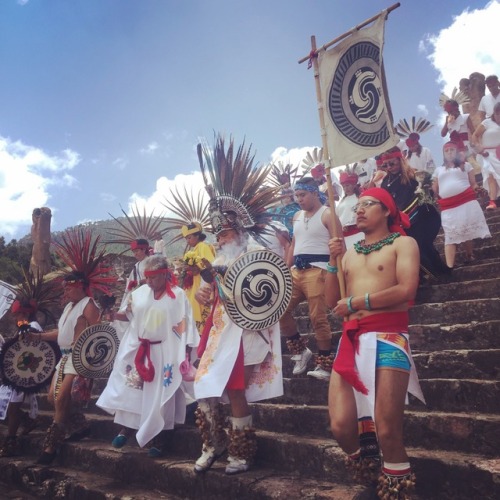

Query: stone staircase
[[1, 212, 499, 499]]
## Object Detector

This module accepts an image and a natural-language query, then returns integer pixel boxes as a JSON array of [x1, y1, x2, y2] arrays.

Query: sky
[[1, 0, 499, 241]]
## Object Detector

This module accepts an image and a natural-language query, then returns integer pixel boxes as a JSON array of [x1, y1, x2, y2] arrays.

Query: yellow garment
[[183, 241, 215, 333]]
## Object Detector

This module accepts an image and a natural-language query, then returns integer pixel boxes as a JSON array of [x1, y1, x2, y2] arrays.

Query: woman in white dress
[[432, 142, 491, 268], [471, 101, 500, 210]]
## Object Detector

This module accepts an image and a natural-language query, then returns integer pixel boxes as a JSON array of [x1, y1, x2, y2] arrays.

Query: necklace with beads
[[385, 173, 401, 187], [354, 232, 401, 254]]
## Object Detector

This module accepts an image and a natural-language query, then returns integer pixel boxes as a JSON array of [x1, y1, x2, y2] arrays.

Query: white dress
[[480, 118, 500, 195], [433, 164, 491, 245], [96, 285, 199, 447], [336, 194, 365, 250]]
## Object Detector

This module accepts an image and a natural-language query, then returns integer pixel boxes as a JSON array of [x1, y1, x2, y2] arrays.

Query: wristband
[[365, 293, 372, 311], [347, 296, 357, 314], [326, 263, 338, 274]]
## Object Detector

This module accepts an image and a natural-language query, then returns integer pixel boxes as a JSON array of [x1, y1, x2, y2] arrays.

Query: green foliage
[[0, 238, 33, 283]]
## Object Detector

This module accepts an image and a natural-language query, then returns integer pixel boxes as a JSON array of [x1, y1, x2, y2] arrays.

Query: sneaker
[[111, 434, 128, 448], [225, 455, 250, 475], [306, 366, 331, 381], [194, 445, 225, 473], [292, 347, 313, 375], [486, 200, 497, 210]]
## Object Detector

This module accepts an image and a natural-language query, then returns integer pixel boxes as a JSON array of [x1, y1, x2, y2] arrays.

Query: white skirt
[[441, 200, 491, 245]]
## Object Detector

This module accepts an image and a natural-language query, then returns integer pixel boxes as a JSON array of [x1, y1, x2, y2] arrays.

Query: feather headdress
[[299, 147, 326, 181], [161, 186, 211, 245], [197, 134, 281, 241], [6, 269, 61, 325], [439, 87, 470, 109], [105, 203, 166, 247], [395, 116, 433, 139], [269, 161, 300, 189], [53, 228, 116, 297]]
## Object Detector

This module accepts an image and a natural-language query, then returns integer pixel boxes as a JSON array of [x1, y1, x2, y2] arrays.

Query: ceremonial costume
[[182, 239, 215, 333], [338, 171, 364, 249], [433, 163, 490, 245], [479, 117, 500, 197], [97, 283, 199, 447], [478, 92, 500, 118], [192, 134, 284, 475]]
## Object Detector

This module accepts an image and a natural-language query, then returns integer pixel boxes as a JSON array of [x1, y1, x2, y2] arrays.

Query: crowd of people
[[0, 74, 498, 499]]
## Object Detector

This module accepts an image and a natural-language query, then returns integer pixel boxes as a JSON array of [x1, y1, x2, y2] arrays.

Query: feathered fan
[[395, 116, 433, 138], [439, 87, 470, 108], [268, 161, 300, 188], [161, 186, 211, 245], [105, 203, 166, 246]]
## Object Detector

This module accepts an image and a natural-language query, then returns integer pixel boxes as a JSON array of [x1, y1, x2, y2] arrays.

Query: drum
[[223, 249, 293, 330]]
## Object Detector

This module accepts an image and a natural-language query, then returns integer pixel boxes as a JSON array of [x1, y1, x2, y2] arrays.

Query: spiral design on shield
[[241, 271, 279, 309], [85, 337, 112, 366], [350, 69, 383, 124]]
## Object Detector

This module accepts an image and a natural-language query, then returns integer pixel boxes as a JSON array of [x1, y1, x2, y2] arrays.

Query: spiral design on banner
[[350, 70, 381, 123]]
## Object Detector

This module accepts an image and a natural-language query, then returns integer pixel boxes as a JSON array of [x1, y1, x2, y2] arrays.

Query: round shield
[[72, 323, 119, 378], [223, 249, 293, 330], [0, 336, 60, 393]]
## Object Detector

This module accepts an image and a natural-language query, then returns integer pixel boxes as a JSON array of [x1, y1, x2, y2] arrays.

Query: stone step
[[0, 438, 371, 500], [434, 227, 500, 247], [409, 320, 500, 351], [280, 348, 500, 381], [251, 403, 500, 456], [295, 298, 500, 334], [416, 277, 500, 303], [2, 427, 498, 500], [278, 377, 500, 412]]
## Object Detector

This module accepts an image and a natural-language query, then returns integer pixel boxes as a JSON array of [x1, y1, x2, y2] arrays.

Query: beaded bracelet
[[347, 296, 357, 314], [326, 263, 338, 274], [365, 292, 372, 311]]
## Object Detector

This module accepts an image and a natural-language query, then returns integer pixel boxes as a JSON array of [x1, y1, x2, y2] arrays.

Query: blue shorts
[[376, 334, 411, 372]]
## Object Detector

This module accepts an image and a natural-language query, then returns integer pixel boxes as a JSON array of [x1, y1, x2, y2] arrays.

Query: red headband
[[144, 269, 169, 277], [360, 188, 410, 235], [379, 150, 403, 163], [130, 241, 149, 250], [340, 173, 359, 185]]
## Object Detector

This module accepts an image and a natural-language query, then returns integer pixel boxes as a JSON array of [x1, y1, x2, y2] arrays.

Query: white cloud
[[100, 192, 117, 203], [423, 1, 500, 95], [0, 136, 79, 238], [112, 157, 129, 170], [17, 0, 29, 5], [269, 145, 320, 168], [417, 104, 429, 116], [139, 141, 159, 155], [126, 171, 208, 218]]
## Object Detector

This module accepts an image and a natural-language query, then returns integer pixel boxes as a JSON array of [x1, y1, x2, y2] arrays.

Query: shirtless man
[[326, 187, 425, 499]]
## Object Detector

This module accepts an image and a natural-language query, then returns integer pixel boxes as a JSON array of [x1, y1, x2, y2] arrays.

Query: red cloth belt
[[343, 225, 362, 237], [438, 187, 476, 211], [333, 311, 409, 395], [135, 337, 162, 382]]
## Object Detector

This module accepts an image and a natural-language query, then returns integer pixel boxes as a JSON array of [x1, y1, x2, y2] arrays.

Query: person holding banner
[[326, 187, 425, 499]]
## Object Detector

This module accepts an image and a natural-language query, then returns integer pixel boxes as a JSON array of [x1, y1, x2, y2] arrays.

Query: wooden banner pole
[[298, 2, 400, 65]]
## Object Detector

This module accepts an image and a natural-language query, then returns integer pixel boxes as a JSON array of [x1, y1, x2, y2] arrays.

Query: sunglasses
[[352, 200, 382, 213], [381, 160, 399, 168]]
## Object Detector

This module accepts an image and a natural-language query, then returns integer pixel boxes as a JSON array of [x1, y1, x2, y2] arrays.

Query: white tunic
[[480, 118, 500, 195], [96, 285, 199, 447]]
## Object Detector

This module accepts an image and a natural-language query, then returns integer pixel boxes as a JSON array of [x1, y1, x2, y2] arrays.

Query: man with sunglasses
[[325, 187, 425, 499]]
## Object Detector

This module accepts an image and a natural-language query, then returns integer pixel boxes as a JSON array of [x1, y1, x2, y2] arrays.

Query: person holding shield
[[192, 135, 284, 475]]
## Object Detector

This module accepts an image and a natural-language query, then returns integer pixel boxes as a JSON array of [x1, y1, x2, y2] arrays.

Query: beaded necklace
[[385, 173, 401, 187], [354, 232, 401, 254]]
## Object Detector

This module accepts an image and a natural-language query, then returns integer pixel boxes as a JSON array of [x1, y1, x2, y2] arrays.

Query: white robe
[[96, 285, 199, 447]]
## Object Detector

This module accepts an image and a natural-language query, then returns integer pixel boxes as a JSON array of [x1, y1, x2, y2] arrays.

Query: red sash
[[333, 312, 409, 395], [438, 187, 476, 211], [134, 338, 162, 382]]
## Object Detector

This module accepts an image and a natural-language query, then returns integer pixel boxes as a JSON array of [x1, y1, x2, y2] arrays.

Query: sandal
[[111, 434, 128, 448]]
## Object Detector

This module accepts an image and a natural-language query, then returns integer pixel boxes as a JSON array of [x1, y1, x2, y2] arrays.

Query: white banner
[[318, 14, 399, 167], [0, 280, 15, 320]]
